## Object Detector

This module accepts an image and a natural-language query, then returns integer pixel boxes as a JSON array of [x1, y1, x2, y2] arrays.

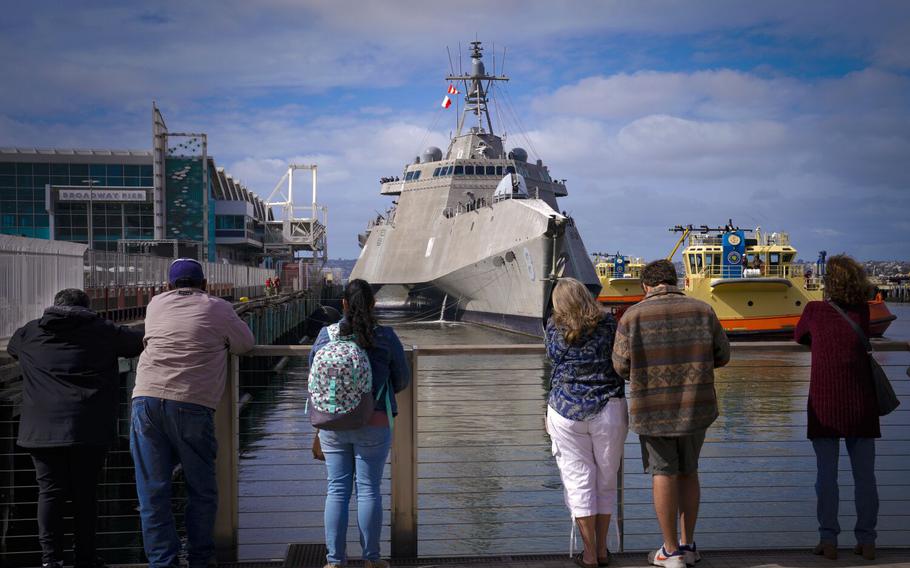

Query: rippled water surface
[[237, 305, 910, 560]]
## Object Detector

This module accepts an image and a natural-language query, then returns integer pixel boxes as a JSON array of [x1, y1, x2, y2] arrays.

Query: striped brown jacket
[[611, 285, 730, 436]]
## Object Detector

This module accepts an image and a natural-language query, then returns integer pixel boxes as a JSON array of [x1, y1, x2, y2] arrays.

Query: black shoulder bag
[[827, 301, 900, 416]]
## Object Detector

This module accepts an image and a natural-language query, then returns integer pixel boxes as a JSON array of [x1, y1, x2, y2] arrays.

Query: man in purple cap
[[130, 258, 255, 568]]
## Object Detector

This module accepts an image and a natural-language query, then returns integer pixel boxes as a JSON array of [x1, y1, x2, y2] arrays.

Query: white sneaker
[[679, 543, 701, 567], [648, 546, 686, 568]]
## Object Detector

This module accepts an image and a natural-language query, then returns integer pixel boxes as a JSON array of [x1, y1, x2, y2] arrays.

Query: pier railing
[[1, 341, 908, 565], [220, 341, 910, 561]]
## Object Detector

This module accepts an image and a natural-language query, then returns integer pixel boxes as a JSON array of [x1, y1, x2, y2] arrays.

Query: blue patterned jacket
[[545, 314, 624, 421]]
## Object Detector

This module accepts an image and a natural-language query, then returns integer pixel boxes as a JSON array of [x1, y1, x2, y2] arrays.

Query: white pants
[[547, 398, 629, 518]]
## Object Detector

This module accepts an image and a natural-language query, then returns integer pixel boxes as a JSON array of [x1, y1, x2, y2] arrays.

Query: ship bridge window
[[433, 167, 441, 177], [782, 253, 793, 263], [486, 165, 496, 175], [454, 165, 464, 175], [506, 165, 516, 174], [405, 171, 414, 181], [464, 165, 475, 175], [412, 170, 421, 180], [496, 166, 503, 176], [770, 252, 781, 264], [445, 165, 454, 176]]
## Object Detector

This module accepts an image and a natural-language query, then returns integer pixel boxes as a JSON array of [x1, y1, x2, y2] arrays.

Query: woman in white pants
[[545, 278, 629, 568]]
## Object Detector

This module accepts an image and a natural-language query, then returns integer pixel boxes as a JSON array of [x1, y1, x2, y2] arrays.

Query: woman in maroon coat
[[795, 255, 879, 560]]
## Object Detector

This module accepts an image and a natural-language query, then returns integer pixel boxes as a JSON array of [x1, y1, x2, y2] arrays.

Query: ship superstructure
[[593, 252, 645, 305], [669, 223, 895, 336], [351, 41, 599, 335]]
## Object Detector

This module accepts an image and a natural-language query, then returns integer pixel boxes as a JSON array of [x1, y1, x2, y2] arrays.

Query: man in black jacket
[[8, 288, 143, 568]]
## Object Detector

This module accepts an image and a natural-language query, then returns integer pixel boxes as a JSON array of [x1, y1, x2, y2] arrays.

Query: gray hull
[[352, 198, 598, 336]]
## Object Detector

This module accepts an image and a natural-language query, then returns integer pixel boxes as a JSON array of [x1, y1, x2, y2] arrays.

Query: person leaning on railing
[[611, 260, 730, 568], [7, 288, 144, 568], [794, 254, 880, 561], [308, 279, 410, 568], [130, 258, 255, 568], [544, 277, 628, 568]]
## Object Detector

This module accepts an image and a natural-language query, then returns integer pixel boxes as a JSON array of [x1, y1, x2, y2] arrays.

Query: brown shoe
[[853, 543, 875, 560], [363, 560, 389, 568], [813, 542, 837, 560]]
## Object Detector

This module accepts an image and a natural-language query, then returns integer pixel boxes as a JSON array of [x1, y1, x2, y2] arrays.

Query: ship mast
[[447, 41, 509, 137]]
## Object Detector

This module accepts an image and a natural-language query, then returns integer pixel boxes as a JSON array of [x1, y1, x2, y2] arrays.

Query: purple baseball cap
[[168, 258, 205, 285]]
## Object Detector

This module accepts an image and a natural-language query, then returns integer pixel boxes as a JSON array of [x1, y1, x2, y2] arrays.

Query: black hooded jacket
[[7, 306, 144, 447]]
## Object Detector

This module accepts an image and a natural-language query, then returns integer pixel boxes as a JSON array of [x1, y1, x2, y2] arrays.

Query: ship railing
[[688, 235, 724, 247], [441, 198, 489, 219], [695, 264, 794, 279], [2, 342, 909, 566]]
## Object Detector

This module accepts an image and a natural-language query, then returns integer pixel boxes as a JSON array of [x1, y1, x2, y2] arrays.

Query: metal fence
[[226, 342, 910, 561], [0, 236, 88, 341], [1, 342, 908, 566], [84, 250, 274, 290]]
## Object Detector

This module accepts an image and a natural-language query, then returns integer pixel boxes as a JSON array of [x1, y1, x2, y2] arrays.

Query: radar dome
[[422, 146, 443, 163], [509, 147, 528, 162]]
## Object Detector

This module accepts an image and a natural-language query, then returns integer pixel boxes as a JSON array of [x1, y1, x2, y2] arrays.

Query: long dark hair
[[339, 279, 377, 349]]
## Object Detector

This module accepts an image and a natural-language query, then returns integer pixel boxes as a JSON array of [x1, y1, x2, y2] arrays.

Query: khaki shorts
[[639, 429, 707, 476]]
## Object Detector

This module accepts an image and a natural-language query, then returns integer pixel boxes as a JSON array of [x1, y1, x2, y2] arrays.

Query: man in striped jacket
[[612, 259, 730, 568]]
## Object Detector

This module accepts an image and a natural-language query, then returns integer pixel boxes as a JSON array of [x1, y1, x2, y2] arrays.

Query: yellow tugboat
[[668, 222, 895, 337], [593, 252, 645, 305]]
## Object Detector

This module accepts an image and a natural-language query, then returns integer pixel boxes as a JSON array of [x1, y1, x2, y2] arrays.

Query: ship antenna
[[447, 40, 509, 137], [446, 46, 455, 76]]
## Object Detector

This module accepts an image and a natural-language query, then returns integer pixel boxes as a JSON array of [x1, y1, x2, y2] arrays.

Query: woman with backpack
[[544, 278, 627, 568], [795, 255, 880, 561], [308, 279, 410, 568]]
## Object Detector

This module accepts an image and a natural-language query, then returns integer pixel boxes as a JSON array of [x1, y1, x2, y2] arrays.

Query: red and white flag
[[441, 95, 452, 109], [447, 84, 459, 95]]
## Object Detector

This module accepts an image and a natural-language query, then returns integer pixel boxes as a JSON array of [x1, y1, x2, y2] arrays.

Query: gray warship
[[351, 41, 599, 336]]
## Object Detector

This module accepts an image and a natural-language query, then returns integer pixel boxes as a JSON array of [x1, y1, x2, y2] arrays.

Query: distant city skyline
[[2, 1, 908, 260]]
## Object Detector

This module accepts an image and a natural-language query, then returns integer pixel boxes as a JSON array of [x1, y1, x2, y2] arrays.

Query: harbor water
[[236, 304, 910, 560]]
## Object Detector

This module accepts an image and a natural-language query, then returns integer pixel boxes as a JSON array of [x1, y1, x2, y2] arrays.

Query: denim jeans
[[812, 437, 878, 545], [130, 397, 218, 568], [319, 425, 392, 564]]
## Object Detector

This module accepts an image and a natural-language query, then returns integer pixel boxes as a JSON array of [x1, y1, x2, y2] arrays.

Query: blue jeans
[[130, 397, 218, 568], [812, 437, 878, 545], [319, 425, 392, 564]]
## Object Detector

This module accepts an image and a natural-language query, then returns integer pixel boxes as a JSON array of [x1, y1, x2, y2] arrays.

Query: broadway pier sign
[[59, 189, 147, 202]]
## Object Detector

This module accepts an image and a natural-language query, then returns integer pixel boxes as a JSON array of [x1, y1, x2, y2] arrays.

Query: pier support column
[[214, 355, 240, 561], [391, 349, 419, 558]]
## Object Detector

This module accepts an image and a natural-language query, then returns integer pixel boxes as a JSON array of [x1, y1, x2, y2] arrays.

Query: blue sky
[[2, 1, 909, 260]]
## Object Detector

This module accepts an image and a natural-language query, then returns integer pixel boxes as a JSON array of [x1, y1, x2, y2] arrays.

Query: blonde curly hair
[[552, 277, 604, 345]]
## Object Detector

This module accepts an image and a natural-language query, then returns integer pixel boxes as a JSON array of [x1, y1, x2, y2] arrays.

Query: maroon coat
[[794, 301, 881, 439]]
